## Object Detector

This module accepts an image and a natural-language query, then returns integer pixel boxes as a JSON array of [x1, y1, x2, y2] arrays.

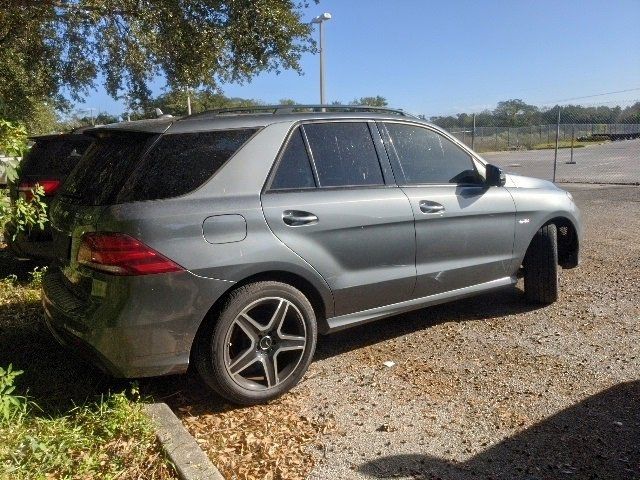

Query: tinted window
[[61, 132, 157, 205], [270, 128, 315, 190], [304, 123, 384, 187], [385, 123, 481, 185], [117, 128, 257, 202], [21, 136, 93, 177]]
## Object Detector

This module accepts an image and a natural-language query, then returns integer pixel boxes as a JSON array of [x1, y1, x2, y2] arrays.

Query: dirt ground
[[162, 183, 639, 480], [2, 183, 637, 479]]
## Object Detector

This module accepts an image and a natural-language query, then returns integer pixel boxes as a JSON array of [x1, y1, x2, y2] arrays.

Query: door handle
[[282, 210, 318, 226], [419, 200, 445, 214]]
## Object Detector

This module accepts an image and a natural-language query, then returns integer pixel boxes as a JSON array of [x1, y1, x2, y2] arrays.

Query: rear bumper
[[42, 268, 233, 378], [4, 223, 55, 260]]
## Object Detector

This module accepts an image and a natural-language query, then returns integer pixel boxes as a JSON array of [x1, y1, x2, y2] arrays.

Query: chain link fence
[[445, 113, 639, 184]]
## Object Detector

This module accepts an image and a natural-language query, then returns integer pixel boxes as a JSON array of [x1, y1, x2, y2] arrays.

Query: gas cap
[[202, 214, 247, 244]]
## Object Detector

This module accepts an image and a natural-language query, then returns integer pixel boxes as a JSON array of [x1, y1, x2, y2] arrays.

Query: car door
[[261, 121, 416, 316], [379, 121, 516, 298]]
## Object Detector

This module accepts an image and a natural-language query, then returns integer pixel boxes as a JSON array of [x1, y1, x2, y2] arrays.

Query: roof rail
[[189, 104, 415, 118]]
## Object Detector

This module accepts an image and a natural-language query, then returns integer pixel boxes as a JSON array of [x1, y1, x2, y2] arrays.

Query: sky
[[78, 0, 640, 118]]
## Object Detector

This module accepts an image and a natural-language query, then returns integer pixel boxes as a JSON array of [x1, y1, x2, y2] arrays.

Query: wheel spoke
[[260, 355, 278, 388], [275, 335, 306, 353], [229, 348, 260, 375], [234, 313, 262, 340], [266, 299, 289, 332]]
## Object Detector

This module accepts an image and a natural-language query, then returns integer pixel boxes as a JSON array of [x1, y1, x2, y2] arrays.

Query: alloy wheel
[[223, 297, 307, 390]]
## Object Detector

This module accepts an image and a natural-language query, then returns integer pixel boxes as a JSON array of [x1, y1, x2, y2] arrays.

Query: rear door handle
[[419, 200, 445, 214], [282, 210, 318, 226]]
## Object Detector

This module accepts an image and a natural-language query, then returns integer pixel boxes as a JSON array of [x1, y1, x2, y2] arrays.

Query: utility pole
[[471, 113, 476, 150], [553, 106, 561, 182]]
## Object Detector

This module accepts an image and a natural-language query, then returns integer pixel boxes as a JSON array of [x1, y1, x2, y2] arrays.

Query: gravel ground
[[159, 184, 639, 479], [303, 184, 639, 480]]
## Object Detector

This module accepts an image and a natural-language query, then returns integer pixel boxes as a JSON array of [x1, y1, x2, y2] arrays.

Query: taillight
[[18, 180, 62, 201], [77, 232, 183, 276]]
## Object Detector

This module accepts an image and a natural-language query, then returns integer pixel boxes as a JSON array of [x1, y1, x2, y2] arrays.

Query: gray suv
[[42, 106, 581, 405]]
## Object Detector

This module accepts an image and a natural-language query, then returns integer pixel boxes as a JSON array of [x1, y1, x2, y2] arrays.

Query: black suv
[[5, 129, 93, 259]]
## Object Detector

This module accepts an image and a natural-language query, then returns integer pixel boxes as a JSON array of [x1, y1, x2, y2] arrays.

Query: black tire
[[523, 223, 559, 304], [194, 281, 317, 405]]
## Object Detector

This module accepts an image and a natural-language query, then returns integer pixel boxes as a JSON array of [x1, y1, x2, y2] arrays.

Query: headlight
[[566, 191, 574, 202]]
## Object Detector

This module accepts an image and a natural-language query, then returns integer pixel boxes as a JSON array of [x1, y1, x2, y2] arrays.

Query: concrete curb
[[145, 403, 225, 480]]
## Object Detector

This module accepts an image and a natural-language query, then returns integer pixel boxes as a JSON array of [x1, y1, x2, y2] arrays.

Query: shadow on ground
[[314, 286, 540, 361], [359, 380, 640, 479]]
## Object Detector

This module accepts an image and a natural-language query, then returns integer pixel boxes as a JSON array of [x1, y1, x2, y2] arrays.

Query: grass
[[530, 140, 604, 150], [0, 388, 173, 479], [0, 248, 176, 479]]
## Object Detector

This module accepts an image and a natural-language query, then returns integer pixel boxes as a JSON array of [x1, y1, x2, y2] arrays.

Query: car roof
[[87, 105, 435, 135], [28, 125, 96, 142]]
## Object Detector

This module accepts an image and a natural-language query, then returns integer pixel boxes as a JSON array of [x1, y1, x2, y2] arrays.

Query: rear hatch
[[50, 131, 160, 299]]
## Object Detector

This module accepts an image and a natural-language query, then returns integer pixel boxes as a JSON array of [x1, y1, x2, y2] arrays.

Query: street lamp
[[311, 12, 331, 105]]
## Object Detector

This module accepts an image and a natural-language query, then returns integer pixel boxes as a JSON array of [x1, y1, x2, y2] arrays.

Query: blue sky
[[79, 0, 640, 118]]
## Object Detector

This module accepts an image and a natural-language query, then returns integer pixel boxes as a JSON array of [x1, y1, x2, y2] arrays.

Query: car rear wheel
[[195, 281, 317, 405], [523, 223, 559, 304]]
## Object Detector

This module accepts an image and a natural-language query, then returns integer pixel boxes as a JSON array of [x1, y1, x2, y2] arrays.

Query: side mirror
[[485, 164, 506, 187]]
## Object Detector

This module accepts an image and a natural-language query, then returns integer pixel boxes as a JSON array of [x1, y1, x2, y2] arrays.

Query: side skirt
[[324, 276, 517, 333]]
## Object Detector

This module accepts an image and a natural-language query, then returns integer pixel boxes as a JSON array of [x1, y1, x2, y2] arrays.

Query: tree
[[145, 90, 260, 117], [0, 1, 315, 124], [278, 98, 297, 105], [350, 96, 388, 107], [493, 99, 539, 126]]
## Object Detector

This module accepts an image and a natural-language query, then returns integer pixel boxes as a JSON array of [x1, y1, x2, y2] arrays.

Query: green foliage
[[0, 119, 28, 157], [0, 0, 315, 125], [29, 267, 48, 288], [350, 96, 388, 107], [0, 387, 172, 478], [0, 364, 26, 425], [142, 89, 262, 117], [430, 100, 640, 129], [0, 120, 28, 184], [279, 98, 297, 105], [0, 185, 48, 240]]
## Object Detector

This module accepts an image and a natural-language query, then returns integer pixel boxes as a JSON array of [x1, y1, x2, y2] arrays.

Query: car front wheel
[[523, 223, 559, 304], [195, 281, 317, 405]]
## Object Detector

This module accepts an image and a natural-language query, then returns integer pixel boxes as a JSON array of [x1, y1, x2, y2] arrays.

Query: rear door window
[[269, 128, 316, 190], [117, 128, 258, 202], [303, 122, 384, 187], [383, 123, 481, 185]]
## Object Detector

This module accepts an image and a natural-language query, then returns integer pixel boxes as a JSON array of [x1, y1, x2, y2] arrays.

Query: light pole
[[311, 12, 331, 105]]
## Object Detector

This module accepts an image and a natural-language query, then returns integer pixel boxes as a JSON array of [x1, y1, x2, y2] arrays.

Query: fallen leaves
[[178, 390, 333, 480]]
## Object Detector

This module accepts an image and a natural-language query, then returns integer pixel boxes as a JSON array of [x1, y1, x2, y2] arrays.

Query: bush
[[0, 364, 26, 425], [0, 185, 48, 239]]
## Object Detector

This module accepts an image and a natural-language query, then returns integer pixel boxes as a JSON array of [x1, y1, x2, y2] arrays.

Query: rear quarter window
[[116, 128, 258, 203], [60, 132, 158, 206]]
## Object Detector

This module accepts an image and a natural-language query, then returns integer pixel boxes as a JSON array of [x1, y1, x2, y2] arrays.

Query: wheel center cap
[[259, 335, 273, 350]]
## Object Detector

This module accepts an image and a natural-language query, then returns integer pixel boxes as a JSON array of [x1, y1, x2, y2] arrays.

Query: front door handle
[[282, 210, 318, 226], [419, 200, 445, 214]]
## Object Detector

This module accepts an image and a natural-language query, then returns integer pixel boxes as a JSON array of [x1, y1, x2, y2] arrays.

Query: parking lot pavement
[[165, 184, 639, 480], [304, 184, 639, 480], [482, 139, 640, 184]]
